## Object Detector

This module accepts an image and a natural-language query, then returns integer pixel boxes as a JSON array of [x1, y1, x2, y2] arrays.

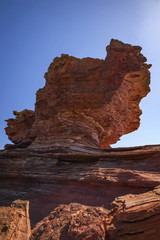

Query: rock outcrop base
[[29, 186, 160, 240], [1, 145, 160, 239]]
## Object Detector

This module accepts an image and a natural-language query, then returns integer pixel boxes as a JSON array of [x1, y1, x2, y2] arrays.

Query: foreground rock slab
[[0, 200, 31, 240], [106, 185, 160, 239], [5, 39, 151, 153], [29, 185, 160, 240]]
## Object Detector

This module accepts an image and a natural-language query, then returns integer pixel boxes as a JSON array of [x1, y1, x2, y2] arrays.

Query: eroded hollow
[[129, 73, 141, 78]]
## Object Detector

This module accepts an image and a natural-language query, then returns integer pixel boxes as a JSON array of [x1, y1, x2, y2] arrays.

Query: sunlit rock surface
[[5, 39, 151, 153], [106, 185, 160, 239], [0, 200, 31, 240]]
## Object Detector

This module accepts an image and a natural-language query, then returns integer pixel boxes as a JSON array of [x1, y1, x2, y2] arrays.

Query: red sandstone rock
[[5, 39, 151, 153], [0, 200, 31, 240], [106, 185, 160, 239], [29, 185, 160, 240], [1, 145, 160, 227], [1, 146, 160, 238], [30, 203, 108, 240], [5, 109, 35, 145]]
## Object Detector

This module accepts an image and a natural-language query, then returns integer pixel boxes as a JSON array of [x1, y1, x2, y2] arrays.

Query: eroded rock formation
[[5, 110, 35, 147], [1, 39, 158, 239], [0, 200, 31, 240], [30, 203, 108, 240], [5, 39, 151, 153], [29, 185, 160, 240], [1, 145, 160, 227], [1, 145, 160, 239], [106, 185, 160, 239]]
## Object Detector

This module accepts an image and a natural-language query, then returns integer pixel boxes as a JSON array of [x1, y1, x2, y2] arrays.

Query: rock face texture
[[1, 144, 160, 228], [5, 110, 35, 147], [106, 185, 160, 239], [1, 145, 160, 239], [30, 203, 108, 240], [0, 200, 31, 240], [5, 39, 151, 153], [29, 185, 160, 240]]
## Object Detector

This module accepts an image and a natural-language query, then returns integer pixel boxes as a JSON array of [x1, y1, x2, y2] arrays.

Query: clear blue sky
[[0, 0, 160, 149]]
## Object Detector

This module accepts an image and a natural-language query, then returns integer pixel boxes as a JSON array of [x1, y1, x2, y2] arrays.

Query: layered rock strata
[[106, 185, 160, 239], [5, 39, 151, 153], [29, 185, 160, 240], [1, 145, 160, 227], [0, 200, 31, 240]]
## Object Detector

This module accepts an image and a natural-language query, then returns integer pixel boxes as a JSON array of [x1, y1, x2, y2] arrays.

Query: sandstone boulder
[[30, 203, 108, 240]]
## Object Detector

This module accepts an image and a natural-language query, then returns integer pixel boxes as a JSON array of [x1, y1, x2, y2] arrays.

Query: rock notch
[[5, 39, 151, 153]]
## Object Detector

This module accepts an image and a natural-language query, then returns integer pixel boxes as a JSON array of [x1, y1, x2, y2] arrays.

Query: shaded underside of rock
[[0, 200, 31, 240], [5, 39, 151, 153]]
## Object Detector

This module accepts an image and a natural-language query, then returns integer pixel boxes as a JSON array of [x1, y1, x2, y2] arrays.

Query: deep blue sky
[[0, 0, 160, 149]]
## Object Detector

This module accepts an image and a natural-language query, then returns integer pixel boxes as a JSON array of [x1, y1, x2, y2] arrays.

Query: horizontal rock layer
[[106, 185, 160, 239], [0, 145, 160, 227], [5, 39, 151, 153]]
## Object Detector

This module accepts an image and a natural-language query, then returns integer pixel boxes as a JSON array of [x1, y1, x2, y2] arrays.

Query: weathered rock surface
[[106, 185, 160, 239], [30, 203, 108, 240], [0, 200, 31, 240], [5, 39, 151, 153], [5, 110, 35, 146], [1, 38, 158, 239], [29, 185, 160, 240], [1, 144, 160, 227]]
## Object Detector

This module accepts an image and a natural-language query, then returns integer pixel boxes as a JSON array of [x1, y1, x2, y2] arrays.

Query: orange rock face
[[5, 39, 151, 153], [106, 185, 160, 239], [0, 200, 31, 240], [5, 110, 35, 146]]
